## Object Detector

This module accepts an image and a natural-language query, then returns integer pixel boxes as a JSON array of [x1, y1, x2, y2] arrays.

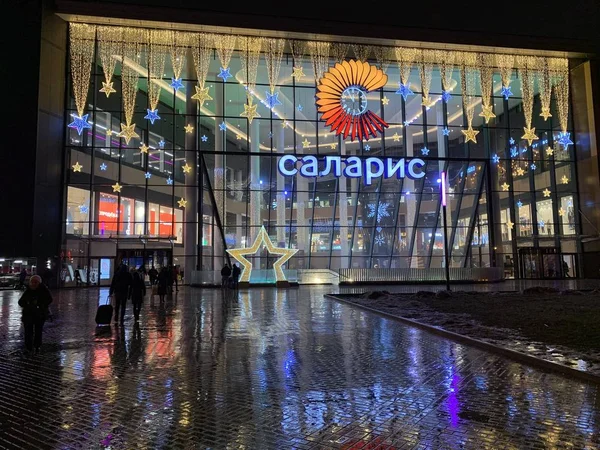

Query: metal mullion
[[367, 172, 384, 269], [526, 136, 539, 248], [328, 177, 339, 268], [462, 164, 487, 267], [306, 80, 320, 269], [201, 153, 230, 266], [427, 159, 448, 268], [87, 36, 98, 286], [420, 103, 437, 269], [347, 135, 361, 268]]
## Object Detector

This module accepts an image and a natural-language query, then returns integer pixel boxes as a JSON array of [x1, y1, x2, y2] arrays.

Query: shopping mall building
[[3, 1, 600, 286]]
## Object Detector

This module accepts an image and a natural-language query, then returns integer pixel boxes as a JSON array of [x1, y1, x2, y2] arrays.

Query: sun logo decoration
[[316, 60, 389, 141]]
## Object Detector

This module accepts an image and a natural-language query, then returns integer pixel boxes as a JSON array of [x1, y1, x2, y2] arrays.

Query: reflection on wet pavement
[[0, 286, 599, 449]]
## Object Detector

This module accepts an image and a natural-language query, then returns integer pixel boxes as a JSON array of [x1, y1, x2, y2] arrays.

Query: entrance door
[[90, 258, 113, 286], [518, 247, 561, 279]]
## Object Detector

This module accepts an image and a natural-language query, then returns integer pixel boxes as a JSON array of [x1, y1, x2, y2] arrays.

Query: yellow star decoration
[[515, 167, 525, 176], [191, 85, 212, 104], [177, 198, 187, 208], [184, 124, 194, 134], [501, 182, 510, 191], [226, 226, 298, 283], [302, 138, 311, 148], [561, 175, 569, 184], [506, 219, 514, 229], [106, 129, 113, 136], [540, 107, 552, 121], [381, 96, 390, 106], [546, 147, 554, 156], [182, 163, 192, 174], [479, 105, 496, 123], [462, 126, 479, 144], [392, 132, 401, 142], [329, 142, 337, 149], [72, 162, 82, 172], [558, 207, 565, 217], [291, 66, 305, 79], [99, 81, 116, 97], [240, 102, 260, 123], [236, 134, 242, 140], [421, 96, 434, 108], [543, 188, 551, 197], [281, 120, 288, 128], [117, 122, 140, 144], [521, 127, 539, 146], [112, 182, 122, 193], [139, 143, 149, 154]]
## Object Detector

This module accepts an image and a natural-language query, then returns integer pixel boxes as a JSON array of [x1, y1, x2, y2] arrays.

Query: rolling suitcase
[[95, 296, 113, 325]]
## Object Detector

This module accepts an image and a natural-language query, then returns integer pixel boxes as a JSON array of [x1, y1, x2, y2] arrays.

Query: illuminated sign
[[316, 60, 388, 141], [278, 155, 426, 185]]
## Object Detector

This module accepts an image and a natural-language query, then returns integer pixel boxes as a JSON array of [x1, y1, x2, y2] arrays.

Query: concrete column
[[405, 128, 419, 268], [276, 127, 286, 246], [213, 85, 225, 270], [184, 63, 198, 282], [339, 139, 349, 268], [296, 138, 308, 262], [436, 102, 452, 267]]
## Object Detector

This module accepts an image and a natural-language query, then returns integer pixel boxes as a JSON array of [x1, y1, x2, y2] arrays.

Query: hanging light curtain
[[67, 23, 96, 135]]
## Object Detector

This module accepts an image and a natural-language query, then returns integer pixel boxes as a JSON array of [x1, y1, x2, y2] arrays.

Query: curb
[[324, 294, 600, 386]]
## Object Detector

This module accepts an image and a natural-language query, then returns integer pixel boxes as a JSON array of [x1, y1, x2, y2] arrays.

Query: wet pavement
[[0, 285, 599, 449]]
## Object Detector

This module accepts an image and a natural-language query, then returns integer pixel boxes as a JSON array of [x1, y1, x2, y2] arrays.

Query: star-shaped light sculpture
[[543, 188, 551, 198], [217, 67, 232, 81], [522, 127, 539, 146], [106, 129, 113, 137], [144, 172, 152, 179], [302, 138, 310, 148], [236, 134, 242, 140], [516, 167, 525, 176], [382, 96, 390, 106], [240, 102, 260, 123], [442, 128, 450, 136], [182, 163, 192, 174], [117, 123, 139, 144], [509, 137, 515, 145], [546, 147, 554, 156], [501, 86, 513, 100], [517, 200, 523, 208], [364, 144, 371, 152], [144, 108, 161, 124], [281, 120, 288, 128], [530, 163, 537, 171], [99, 163, 107, 171], [297, 104, 303, 112], [265, 91, 282, 109], [268, 131, 273, 138], [68, 113, 92, 135], [396, 82, 413, 101], [201, 135, 208, 142], [392, 133, 401, 142], [557, 132, 573, 149], [184, 124, 194, 134], [139, 143, 149, 154], [501, 182, 510, 191], [291, 66, 305, 79], [219, 122, 227, 131], [177, 198, 187, 208], [158, 139, 165, 149], [479, 105, 496, 123], [510, 147, 519, 158], [441, 90, 451, 103], [492, 154, 500, 164], [421, 147, 430, 156], [226, 226, 298, 283], [170, 77, 184, 91], [329, 142, 337, 149], [100, 81, 116, 97], [79, 204, 88, 214], [72, 162, 82, 172], [506, 219, 514, 229], [540, 107, 552, 121], [191, 85, 212, 104], [462, 126, 479, 144], [558, 207, 565, 216], [166, 177, 173, 185], [112, 182, 122, 193], [403, 121, 410, 127], [561, 175, 569, 184]]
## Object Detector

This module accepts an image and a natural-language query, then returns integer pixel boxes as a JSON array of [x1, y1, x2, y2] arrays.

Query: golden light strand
[[69, 23, 96, 117], [537, 57, 552, 120], [190, 32, 213, 106], [551, 58, 570, 134], [460, 52, 479, 143], [290, 39, 306, 79], [496, 54, 514, 94], [517, 56, 538, 146], [436, 50, 455, 93], [239, 36, 263, 122], [331, 43, 349, 63], [118, 27, 146, 143], [213, 34, 236, 70], [308, 41, 330, 83], [264, 38, 285, 94], [168, 30, 189, 82], [148, 30, 168, 111], [97, 26, 121, 98], [394, 47, 418, 86], [418, 50, 435, 107], [373, 46, 392, 71], [352, 44, 371, 61], [477, 53, 496, 123]]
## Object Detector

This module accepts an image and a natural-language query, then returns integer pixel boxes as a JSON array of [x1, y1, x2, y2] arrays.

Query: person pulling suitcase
[[109, 264, 132, 324]]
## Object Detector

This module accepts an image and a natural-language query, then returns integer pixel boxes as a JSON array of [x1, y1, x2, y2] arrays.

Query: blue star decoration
[[539, 220, 545, 228], [441, 90, 451, 103], [376, 226, 382, 233], [364, 144, 371, 152], [68, 113, 92, 135], [201, 135, 208, 142], [403, 120, 410, 127], [492, 154, 500, 164], [268, 131, 273, 138], [219, 122, 227, 131], [170, 77, 184, 91], [145, 172, 152, 179], [297, 104, 303, 112], [421, 147, 430, 156], [517, 200, 523, 208], [396, 82, 413, 101], [144, 108, 161, 124], [166, 177, 173, 185], [509, 137, 515, 145], [78, 204, 88, 214], [557, 132, 573, 149], [99, 163, 107, 171], [442, 127, 450, 136], [266, 91, 282, 109], [217, 67, 232, 81], [501, 86, 513, 100], [530, 163, 536, 170], [158, 139, 165, 149], [510, 147, 518, 158]]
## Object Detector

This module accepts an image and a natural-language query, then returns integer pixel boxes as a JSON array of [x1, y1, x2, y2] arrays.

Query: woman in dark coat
[[18, 275, 53, 353], [129, 266, 146, 322], [157, 267, 169, 303]]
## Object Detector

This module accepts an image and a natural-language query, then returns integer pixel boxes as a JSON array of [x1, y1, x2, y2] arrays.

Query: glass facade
[[63, 25, 582, 282]]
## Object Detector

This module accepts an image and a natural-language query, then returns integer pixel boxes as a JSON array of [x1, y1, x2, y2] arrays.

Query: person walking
[[148, 265, 158, 286], [74, 268, 82, 287], [18, 268, 27, 289], [157, 267, 169, 303], [173, 265, 179, 292], [18, 275, 53, 353], [109, 264, 132, 324], [220, 264, 232, 288], [231, 263, 241, 290], [129, 266, 146, 322]]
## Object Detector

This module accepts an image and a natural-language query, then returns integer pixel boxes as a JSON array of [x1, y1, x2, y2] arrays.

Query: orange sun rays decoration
[[316, 60, 389, 141]]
